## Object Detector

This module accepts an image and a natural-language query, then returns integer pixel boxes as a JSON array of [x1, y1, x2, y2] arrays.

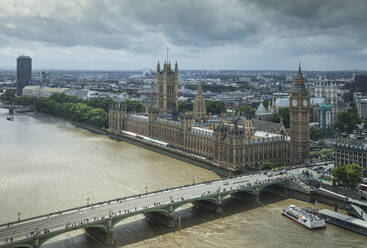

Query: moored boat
[[282, 205, 326, 229]]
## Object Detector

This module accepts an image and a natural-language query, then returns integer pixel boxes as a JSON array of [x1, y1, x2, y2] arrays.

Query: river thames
[[0, 109, 366, 248]]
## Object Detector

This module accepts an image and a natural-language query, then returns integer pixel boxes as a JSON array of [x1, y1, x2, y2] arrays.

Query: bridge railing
[[0, 168, 309, 229]]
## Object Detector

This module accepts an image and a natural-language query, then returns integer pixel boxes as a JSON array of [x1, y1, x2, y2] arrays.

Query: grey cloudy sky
[[0, 0, 366, 71]]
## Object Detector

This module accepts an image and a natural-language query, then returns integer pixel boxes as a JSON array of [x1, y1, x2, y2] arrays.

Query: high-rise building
[[40, 71, 50, 87], [16, 55, 32, 96], [357, 98, 367, 120], [355, 75, 367, 94], [289, 65, 310, 163], [156, 61, 178, 114]]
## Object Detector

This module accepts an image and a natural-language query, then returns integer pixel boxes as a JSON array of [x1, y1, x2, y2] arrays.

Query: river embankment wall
[[69, 121, 233, 177], [107, 131, 233, 177], [267, 184, 350, 210]]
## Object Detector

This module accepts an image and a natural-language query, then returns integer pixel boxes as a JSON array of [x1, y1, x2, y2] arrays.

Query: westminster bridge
[[0, 102, 32, 115], [0, 167, 312, 248]]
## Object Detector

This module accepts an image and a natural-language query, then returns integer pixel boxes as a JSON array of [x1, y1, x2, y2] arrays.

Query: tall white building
[[315, 78, 340, 124]]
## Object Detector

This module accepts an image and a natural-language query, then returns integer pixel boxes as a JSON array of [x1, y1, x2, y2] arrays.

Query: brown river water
[[0, 109, 366, 248]]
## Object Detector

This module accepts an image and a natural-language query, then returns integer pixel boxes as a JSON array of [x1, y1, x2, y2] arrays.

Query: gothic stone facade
[[156, 61, 178, 114], [109, 106, 290, 171], [108, 64, 309, 171], [289, 65, 310, 163]]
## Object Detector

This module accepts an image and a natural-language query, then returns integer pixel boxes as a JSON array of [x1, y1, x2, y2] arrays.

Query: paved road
[[0, 167, 310, 246]]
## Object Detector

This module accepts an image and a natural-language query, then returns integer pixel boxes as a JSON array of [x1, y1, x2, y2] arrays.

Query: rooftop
[[23, 86, 68, 94], [332, 137, 367, 149]]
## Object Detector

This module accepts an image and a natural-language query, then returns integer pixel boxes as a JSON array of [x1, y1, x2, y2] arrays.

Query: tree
[[310, 127, 322, 140], [87, 98, 113, 113], [122, 100, 144, 113], [259, 161, 283, 170], [14, 96, 36, 106], [206, 100, 226, 115], [324, 126, 336, 138], [272, 107, 290, 128], [237, 105, 255, 119], [178, 101, 193, 113], [71, 103, 93, 122], [334, 108, 361, 132], [85, 108, 108, 128], [310, 148, 333, 161], [332, 163, 363, 189], [0, 89, 16, 103], [319, 149, 333, 160], [260, 161, 274, 170]]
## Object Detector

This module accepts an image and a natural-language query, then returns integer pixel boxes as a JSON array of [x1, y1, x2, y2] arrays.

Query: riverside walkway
[[0, 167, 309, 248]]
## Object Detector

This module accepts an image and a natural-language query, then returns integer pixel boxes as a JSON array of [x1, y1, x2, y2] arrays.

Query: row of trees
[[332, 163, 363, 189], [259, 161, 284, 170], [34, 98, 108, 128], [17, 95, 109, 128], [310, 148, 334, 161], [310, 126, 336, 140], [13, 93, 145, 128]]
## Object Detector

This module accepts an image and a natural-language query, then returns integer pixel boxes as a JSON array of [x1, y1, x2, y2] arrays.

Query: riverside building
[[109, 62, 310, 171], [333, 137, 367, 176]]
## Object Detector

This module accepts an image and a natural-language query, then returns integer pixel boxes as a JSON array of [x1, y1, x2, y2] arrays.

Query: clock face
[[292, 99, 297, 107], [303, 100, 308, 107]]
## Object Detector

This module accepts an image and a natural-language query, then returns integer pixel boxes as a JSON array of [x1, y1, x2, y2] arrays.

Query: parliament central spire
[[156, 59, 178, 114]]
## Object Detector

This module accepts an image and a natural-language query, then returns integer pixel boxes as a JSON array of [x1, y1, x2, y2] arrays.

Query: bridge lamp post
[[17, 212, 21, 221], [145, 186, 148, 193], [86, 197, 90, 206]]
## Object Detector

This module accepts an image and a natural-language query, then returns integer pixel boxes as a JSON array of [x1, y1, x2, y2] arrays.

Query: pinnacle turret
[[295, 63, 304, 80], [197, 81, 203, 96]]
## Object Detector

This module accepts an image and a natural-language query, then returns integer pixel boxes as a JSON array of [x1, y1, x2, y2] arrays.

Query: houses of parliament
[[109, 61, 310, 172]]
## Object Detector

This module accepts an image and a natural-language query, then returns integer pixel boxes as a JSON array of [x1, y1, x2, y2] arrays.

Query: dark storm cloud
[[0, 0, 266, 50], [0, 0, 366, 69]]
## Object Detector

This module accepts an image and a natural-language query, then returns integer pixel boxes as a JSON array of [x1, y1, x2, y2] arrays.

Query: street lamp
[[145, 186, 148, 193], [17, 212, 21, 221], [86, 197, 90, 206]]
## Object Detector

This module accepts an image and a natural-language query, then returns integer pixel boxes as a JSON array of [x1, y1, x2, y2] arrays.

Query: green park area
[[1, 89, 144, 128]]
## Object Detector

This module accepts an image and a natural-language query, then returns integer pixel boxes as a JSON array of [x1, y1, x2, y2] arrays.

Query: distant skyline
[[0, 0, 366, 71]]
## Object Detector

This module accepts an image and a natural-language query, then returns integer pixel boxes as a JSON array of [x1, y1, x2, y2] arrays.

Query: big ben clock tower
[[289, 64, 310, 163]]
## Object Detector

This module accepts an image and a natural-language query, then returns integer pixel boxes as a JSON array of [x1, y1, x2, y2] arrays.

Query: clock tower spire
[[289, 64, 310, 164]]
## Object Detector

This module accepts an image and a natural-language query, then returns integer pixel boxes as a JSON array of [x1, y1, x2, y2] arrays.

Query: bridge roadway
[[0, 167, 309, 247]]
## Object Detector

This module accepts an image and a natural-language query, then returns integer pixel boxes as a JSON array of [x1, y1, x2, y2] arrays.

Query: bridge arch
[[13, 244, 33, 248], [234, 180, 287, 196], [36, 221, 108, 247], [111, 207, 171, 227]]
